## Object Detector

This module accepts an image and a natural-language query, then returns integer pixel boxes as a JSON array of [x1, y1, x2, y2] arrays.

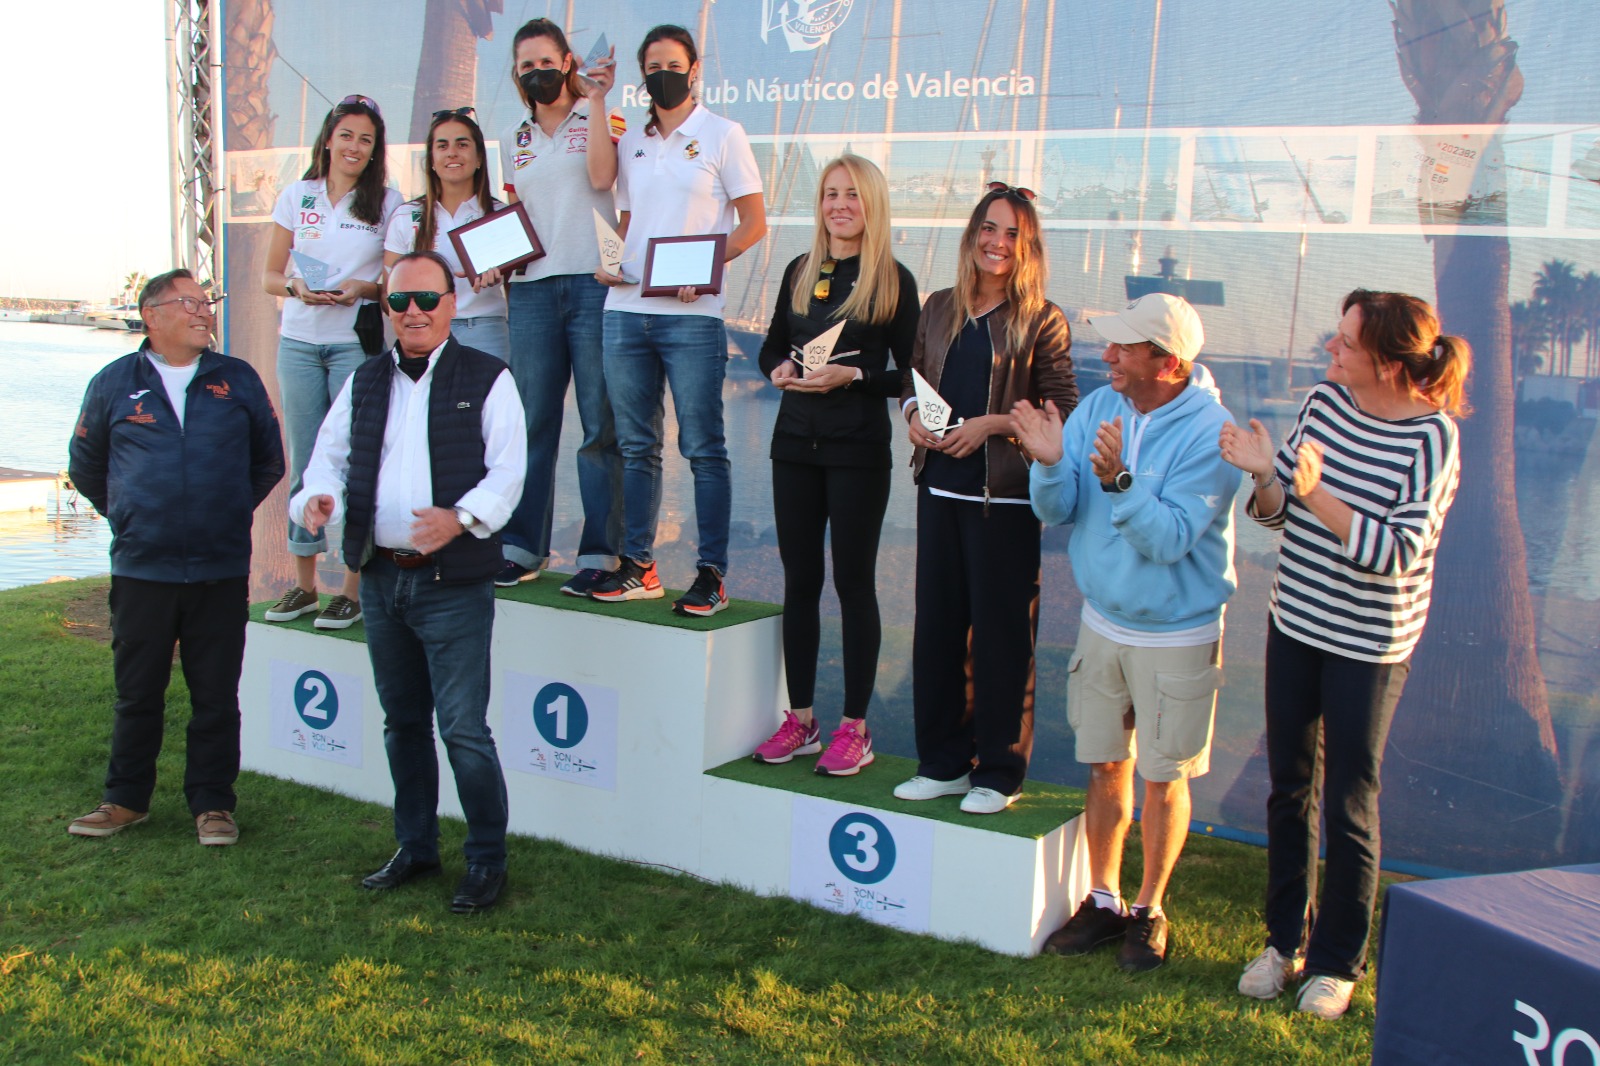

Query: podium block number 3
[[533, 682, 589, 749], [294, 670, 339, 728], [828, 812, 897, 885]]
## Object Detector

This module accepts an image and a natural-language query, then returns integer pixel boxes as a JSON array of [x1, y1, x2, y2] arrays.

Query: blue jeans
[[359, 558, 508, 870], [277, 337, 366, 556], [504, 277, 622, 571], [602, 310, 730, 575], [451, 315, 510, 361]]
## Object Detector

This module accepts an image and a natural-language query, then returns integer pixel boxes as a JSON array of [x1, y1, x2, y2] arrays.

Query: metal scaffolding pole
[[166, 0, 223, 297]]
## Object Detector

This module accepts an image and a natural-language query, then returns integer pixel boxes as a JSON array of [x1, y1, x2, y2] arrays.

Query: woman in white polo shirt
[[496, 17, 626, 596], [590, 23, 767, 617], [261, 94, 403, 630], [383, 108, 508, 360]]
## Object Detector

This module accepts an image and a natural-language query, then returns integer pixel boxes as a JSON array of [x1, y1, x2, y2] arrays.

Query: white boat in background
[[0, 467, 64, 513], [84, 305, 141, 332]]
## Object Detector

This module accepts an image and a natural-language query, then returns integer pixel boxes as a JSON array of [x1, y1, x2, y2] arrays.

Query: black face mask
[[644, 70, 692, 111], [519, 67, 566, 107]]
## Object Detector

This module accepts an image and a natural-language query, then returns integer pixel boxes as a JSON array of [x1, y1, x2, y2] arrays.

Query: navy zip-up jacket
[[68, 343, 285, 583]]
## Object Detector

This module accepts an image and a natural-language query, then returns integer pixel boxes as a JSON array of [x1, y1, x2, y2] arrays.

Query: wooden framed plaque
[[640, 234, 728, 298], [448, 200, 545, 281]]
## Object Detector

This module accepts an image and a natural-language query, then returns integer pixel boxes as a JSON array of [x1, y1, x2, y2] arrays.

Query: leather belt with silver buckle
[[376, 546, 436, 570]]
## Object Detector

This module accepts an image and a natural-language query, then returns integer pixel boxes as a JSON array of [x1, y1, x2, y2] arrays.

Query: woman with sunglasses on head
[[495, 18, 627, 595], [589, 23, 767, 617], [383, 108, 508, 361], [749, 155, 920, 776], [1220, 291, 1469, 1021], [893, 183, 1077, 814], [262, 94, 403, 630]]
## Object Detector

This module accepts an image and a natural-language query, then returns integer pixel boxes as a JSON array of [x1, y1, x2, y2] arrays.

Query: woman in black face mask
[[587, 24, 768, 617], [494, 18, 629, 597]]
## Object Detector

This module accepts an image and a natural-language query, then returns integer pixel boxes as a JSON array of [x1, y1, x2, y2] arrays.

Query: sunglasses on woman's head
[[432, 106, 476, 123], [386, 291, 443, 313], [338, 94, 381, 115], [986, 181, 1037, 202]]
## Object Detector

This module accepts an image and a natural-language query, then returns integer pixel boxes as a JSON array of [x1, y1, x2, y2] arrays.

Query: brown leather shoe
[[68, 802, 149, 837], [196, 810, 239, 846]]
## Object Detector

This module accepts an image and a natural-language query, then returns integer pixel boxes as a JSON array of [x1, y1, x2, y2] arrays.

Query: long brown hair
[[302, 96, 388, 227], [411, 112, 496, 255], [1343, 289, 1472, 418], [790, 155, 899, 326], [945, 187, 1048, 353], [637, 24, 698, 136], [511, 18, 585, 110]]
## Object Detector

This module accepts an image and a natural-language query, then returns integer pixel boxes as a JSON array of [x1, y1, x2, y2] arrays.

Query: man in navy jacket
[[66, 269, 284, 846]]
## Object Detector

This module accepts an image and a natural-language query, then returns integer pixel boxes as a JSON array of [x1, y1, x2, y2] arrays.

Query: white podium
[[239, 578, 1088, 956]]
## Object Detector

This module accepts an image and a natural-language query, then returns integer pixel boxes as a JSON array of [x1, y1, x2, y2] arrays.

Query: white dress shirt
[[289, 341, 527, 551]]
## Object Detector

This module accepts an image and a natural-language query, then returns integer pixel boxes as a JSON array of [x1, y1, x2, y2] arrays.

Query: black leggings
[[771, 459, 891, 718]]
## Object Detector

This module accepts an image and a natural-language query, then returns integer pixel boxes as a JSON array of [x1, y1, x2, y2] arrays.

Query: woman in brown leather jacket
[[892, 183, 1078, 814]]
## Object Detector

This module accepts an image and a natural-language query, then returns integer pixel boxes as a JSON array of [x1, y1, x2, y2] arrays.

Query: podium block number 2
[[294, 670, 339, 728], [828, 812, 897, 885], [533, 682, 588, 749]]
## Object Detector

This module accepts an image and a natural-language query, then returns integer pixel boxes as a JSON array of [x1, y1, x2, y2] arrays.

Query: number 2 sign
[[269, 660, 364, 767]]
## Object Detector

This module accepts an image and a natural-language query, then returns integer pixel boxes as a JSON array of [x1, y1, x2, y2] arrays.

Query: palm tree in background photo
[[1511, 297, 1552, 379], [121, 272, 149, 307], [409, 0, 505, 144], [1577, 270, 1600, 379], [223, 0, 293, 602], [1389, 0, 1567, 866], [1533, 259, 1583, 377]]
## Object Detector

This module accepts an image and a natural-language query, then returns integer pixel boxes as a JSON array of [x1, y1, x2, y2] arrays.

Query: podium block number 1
[[533, 682, 588, 749]]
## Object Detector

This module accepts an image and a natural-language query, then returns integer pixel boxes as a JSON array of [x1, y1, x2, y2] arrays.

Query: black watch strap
[[1102, 470, 1134, 493]]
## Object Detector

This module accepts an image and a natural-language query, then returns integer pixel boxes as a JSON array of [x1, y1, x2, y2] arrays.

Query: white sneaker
[[1296, 975, 1356, 1020], [959, 786, 1018, 814], [1239, 946, 1303, 999], [892, 774, 970, 801]]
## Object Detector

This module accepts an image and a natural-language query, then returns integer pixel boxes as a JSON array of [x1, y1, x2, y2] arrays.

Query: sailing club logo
[[761, 0, 854, 52], [300, 194, 316, 209]]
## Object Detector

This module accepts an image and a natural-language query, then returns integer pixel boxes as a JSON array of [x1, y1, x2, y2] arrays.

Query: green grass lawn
[[0, 578, 1384, 1064]]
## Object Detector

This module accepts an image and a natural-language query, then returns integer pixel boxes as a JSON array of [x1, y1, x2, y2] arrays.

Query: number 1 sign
[[501, 671, 619, 792]]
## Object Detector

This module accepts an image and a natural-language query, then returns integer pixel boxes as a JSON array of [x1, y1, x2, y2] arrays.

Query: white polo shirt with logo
[[606, 105, 763, 319], [272, 179, 403, 345], [383, 198, 509, 321], [500, 106, 622, 281]]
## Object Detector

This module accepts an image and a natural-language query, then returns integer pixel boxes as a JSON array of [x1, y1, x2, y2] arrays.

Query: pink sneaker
[[752, 710, 821, 764], [815, 721, 874, 777]]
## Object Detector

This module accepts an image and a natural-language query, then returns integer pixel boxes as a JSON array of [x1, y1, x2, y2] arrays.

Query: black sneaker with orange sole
[[673, 566, 728, 617]]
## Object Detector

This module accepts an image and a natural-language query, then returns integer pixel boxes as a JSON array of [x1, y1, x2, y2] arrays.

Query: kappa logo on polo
[[761, 0, 854, 52], [125, 401, 156, 425], [205, 380, 231, 399], [633, 149, 645, 159]]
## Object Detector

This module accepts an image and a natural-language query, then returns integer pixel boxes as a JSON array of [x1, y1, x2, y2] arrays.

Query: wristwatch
[[1101, 470, 1134, 493], [454, 507, 477, 532]]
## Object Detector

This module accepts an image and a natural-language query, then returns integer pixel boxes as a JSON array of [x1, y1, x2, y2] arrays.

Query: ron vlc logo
[[761, 0, 853, 52], [1514, 1000, 1599, 1065]]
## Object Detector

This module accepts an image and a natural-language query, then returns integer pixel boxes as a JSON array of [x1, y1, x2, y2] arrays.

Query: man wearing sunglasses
[[290, 250, 527, 913], [66, 269, 285, 847]]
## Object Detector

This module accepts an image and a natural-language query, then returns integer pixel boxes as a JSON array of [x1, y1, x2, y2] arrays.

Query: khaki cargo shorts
[[1065, 625, 1222, 783]]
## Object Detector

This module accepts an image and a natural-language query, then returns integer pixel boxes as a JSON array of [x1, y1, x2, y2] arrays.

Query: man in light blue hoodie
[[1014, 293, 1240, 973]]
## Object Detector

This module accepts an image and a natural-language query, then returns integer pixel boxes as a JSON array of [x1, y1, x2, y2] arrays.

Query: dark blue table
[[1373, 864, 1600, 1065]]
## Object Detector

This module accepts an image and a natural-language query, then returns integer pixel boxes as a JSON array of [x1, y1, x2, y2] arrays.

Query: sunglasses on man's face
[[986, 180, 1037, 202], [386, 290, 444, 313], [338, 94, 381, 115], [432, 106, 476, 123]]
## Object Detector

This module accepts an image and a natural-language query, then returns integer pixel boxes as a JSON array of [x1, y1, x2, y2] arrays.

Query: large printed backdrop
[[221, 0, 1600, 873]]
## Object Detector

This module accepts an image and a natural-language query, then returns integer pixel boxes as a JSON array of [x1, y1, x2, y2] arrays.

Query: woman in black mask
[[588, 24, 767, 616], [494, 18, 628, 596]]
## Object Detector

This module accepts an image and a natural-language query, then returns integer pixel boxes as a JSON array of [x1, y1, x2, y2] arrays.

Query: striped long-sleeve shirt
[[1248, 383, 1460, 663]]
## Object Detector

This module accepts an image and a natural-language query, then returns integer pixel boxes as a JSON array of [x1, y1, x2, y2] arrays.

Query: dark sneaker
[[196, 810, 239, 847], [1042, 899, 1130, 957], [67, 802, 148, 837], [494, 562, 539, 587], [314, 595, 363, 630], [590, 559, 664, 602], [264, 585, 319, 622], [1118, 909, 1169, 972], [673, 566, 728, 617], [560, 568, 612, 597]]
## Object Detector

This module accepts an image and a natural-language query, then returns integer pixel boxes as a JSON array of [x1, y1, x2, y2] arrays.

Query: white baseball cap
[[1090, 293, 1205, 363]]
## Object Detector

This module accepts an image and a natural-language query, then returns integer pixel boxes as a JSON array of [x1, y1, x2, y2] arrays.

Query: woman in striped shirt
[[1218, 289, 1470, 1021]]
